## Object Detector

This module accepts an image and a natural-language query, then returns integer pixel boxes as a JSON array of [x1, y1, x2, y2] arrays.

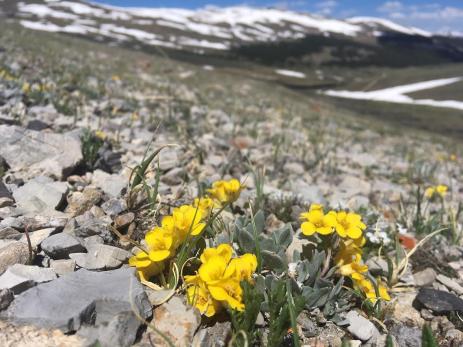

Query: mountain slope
[[2, 0, 462, 67]]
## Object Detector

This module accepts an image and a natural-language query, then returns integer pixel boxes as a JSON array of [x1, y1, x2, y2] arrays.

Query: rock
[[0, 125, 82, 179], [366, 257, 388, 276], [389, 324, 421, 347], [289, 179, 325, 204], [92, 170, 126, 198], [0, 215, 68, 233], [0, 180, 12, 199], [192, 321, 232, 347], [0, 289, 14, 310], [345, 310, 379, 342], [19, 227, 56, 250], [1, 268, 152, 338], [101, 198, 127, 217], [284, 162, 305, 175], [413, 268, 437, 287], [69, 244, 129, 270], [41, 233, 85, 259], [12, 176, 68, 216], [436, 274, 463, 295], [338, 175, 371, 197], [150, 295, 201, 346], [115, 212, 135, 229], [0, 264, 57, 294], [416, 288, 463, 313], [0, 227, 21, 240], [0, 319, 84, 346], [26, 119, 50, 131], [0, 197, 14, 208], [50, 259, 76, 276], [158, 147, 180, 171], [78, 311, 140, 347], [65, 187, 102, 216], [65, 212, 113, 241], [388, 292, 424, 327], [94, 142, 122, 174], [0, 242, 30, 274]]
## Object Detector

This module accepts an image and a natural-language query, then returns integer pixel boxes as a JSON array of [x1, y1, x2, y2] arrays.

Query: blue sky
[[94, 1, 463, 33]]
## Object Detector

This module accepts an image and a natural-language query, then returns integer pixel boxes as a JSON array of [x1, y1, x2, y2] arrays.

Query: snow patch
[[275, 69, 306, 78], [324, 77, 463, 111]]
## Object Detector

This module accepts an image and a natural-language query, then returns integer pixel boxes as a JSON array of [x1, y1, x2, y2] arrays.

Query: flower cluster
[[335, 230, 390, 304], [129, 204, 206, 281], [185, 244, 257, 317], [300, 204, 366, 241], [425, 185, 448, 199]]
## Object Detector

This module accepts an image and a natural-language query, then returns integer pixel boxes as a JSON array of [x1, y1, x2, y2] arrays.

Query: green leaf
[[262, 250, 287, 273], [422, 325, 438, 347], [272, 224, 293, 249], [386, 334, 395, 347], [235, 226, 255, 253]]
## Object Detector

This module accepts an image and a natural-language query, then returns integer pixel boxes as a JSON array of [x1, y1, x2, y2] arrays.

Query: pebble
[[0, 242, 30, 274]]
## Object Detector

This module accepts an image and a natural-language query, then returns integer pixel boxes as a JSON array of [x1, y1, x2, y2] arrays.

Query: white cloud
[[378, 1, 403, 13], [376, 2, 463, 33], [314, 0, 337, 15]]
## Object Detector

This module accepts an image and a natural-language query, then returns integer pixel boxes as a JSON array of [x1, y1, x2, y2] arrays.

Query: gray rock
[[0, 181, 12, 199], [78, 311, 141, 347], [19, 227, 56, 250], [41, 233, 85, 259], [0, 242, 30, 274], [0, 215, 68, 232], [101, 198, 127, 217], [0, 125, 82, 179], [413, 268, 437, 287], [2, 268, 152, 338], [290, 179, 325, 204], [436, 274, 463, 295], [0, 227, 21, 240], [0, 289, 14, 310], [149, 296, 201, 346], [0, 264, 57, 294], [50, 259, 76, 276], [366, 257, 388, 276], [70, 244, 129, 271], [389, 324, 421, 347], [92, 170, 126, 198], [416, 288, 463, 313], [12, 176, 68, 216], [192, 321, 232, 347], [65, 212, 113, 242], [345, 310, 379, 342]]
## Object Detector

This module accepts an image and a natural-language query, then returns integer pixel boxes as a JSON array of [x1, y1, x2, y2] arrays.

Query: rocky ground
[[1, 22, 463, 347]]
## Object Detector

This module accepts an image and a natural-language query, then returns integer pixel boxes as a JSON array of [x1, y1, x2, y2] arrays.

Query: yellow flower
[[335, 239, 363, 266], [226, 253, 258, 282], [200, 243, 233, 264], [187, 245, 257, 316], [22, 82, 30, 93], [300, 209, 337, 236], [95, 130, 107, 140], [208, 279, 245, 311], [145, 228, 174, 262], [193, 197, 215, 216], [450, 154, 457, 161], [207, 178, 242, 204], [354, 278, 390, 304], [334, 211, 366, 239], [187, 284, 220, 317], [128, 250, 164, 282], [170, 205, 206, 246], [338, 254, 368, 281], [425, 185, 448, 199]]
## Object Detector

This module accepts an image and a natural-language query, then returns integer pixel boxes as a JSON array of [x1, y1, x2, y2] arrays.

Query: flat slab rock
[[416, 288, 463, 313], [0, 125, 82, 179], [1, 267, 152, 345]]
